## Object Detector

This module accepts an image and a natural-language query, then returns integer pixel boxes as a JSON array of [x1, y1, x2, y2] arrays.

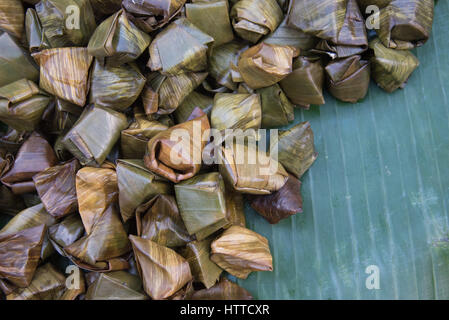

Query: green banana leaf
[[235, 3, 449, 299]]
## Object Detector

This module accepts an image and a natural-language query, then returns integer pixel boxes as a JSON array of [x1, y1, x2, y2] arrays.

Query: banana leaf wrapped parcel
[[174, 91, 213, 124], [218, 142, 289, 195], [129, 235, 192, 300], [1, 132, 57, 194], [148, 18, 214, 75], [89, 61, 146, 112], [117, 159, 172, 223], [88, 9, 151, 67], [35, 0, 96, 48], [175, 172, 229, 240], [0, 79, 51, 132], [0, 0, 24, 39], [34, 47, 93, 107], [181, 238, 222, 289], [144, 110, 210, 183], [122, 0, 186, 33], [377, 0, 434, 50], [190, 277, 253, 300], [257, 84, 294, 128], [237, 43, 298, 89], [135, 194, 192, 247], [33, 159, 80, 218], [270, 121, 317, 179], [48, 214, 84, 254], [25, 8, 49, 53], [230, 0, 283, 43], [280, 56, 325, 108], [249, 173, 303, 224], [369, 38, 419, 93], [62, 105, 128, 166], [325, 55, 370, 103], [186, 0, 234, 47], [210, 225, 273, 279], [288, 0, 368, 58], [0, 32, 39, 87], [85, 271, 147, 300]]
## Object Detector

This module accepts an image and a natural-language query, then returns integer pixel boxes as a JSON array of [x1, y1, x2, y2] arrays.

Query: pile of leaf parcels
[[0, 0, 435, 300]]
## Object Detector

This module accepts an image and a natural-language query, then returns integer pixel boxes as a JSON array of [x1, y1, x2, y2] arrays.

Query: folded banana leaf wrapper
[[1, 132, 57, 194], [85, 271, 147, 300], [0, 79, 51, 132], [40, 98, 82, 136], [117, 159, 172, 223], [89, 60, 146, 112], [325, 55, 370, 103], [25, 8, 49, 53], [369, 38, 420, 93], [257, 84, 294, 128], [211, 225, 273, 279], [148, 18, 214, 75], [0, 0, 24, 40], [237, 42, 298, 89], [144, 110, 210, 183], [230, 0, 283, 43], [88, 9, 151, 67], [186, 0, 234, 47], [376, 0, 434, 50], [270, 121, 318, 179], [218, 142, 289, 195], [280, 56, 325, 108], [174, 91, 213, 124], [288, 0, 368, 58], [34, 47, 93, 106], [35, 0, 96, 48], [122, 0, 186, 33], [142, 71, 208, 117], [62, 105, 128, 166], [175, 172, 229, 240], [189, 277, 253, 300], [0, 32, 39, 87]]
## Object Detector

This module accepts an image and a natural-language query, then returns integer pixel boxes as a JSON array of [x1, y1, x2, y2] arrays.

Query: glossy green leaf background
[[237, 1, 449, 299]]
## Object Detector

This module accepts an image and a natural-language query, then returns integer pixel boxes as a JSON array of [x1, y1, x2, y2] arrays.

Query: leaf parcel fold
[[6, 263, 66, 300], [64, 205, 131, 271], [88, 9, 151, 67], [121, 110, 169, 159], [62, 105, 128, 166], [280, 56, 325, 108], [224, 187, 246, 228], [0, 32, 39, 87], [89, 60, 146, 112], [270, 121, 317, 179], [0, 0, 24, 39], [85, 271, 147, 300], [377, 0, 434, 50], [325, 55, 370, 103], [129, 235, 192, 300], [147, 18, 214, 75], [248, 173, 303, 224], [75, 165, 118, 235], [230, 0, 283, 43], [34, 47, 94, 106], [186, 0, 234, 47], [190, 277, 253, 300], [48, 214, 84, 255], [218, 142, 289, 195], [117, 159, 173, 223], [211, 93, 262, 134], [122, 0, 186, 33], [238, 43, 297, 89], [174, 91, 213, 124], [136, 194, 192, 247], [210, 225, 273, 279], [35, 0, 96, 48], [1, 132, 57, 194], [175, 172, 229, 240], [0, 79, 51, 132], [0, 225, 46, 288], [33, 159, 80, 219], [144, 110, 210, 183], [257, 84, 294, 128], [369, 38, 420, 93], [142, 72, 208, 117], [181, 238, 222, 289]]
